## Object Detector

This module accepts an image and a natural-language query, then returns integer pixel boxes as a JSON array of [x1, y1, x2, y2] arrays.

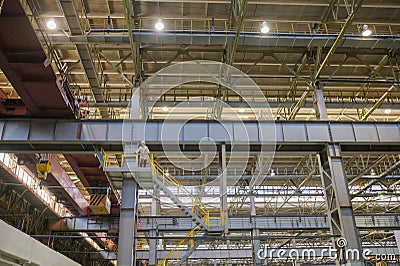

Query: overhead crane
[[0, 0, 77, 118]]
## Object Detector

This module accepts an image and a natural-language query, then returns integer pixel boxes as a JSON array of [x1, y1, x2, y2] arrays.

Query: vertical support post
[[250, 188, 262, 266], [117, 177, 138, 266], [220, 144, 228, 234], [291, 239, 300, 266], [313, 81, 328, 120], [149, 186, 159, 266], [131, 92, 141, 119], [394, 230, 400, 254], [220, 144, 231, 265], [250, 188, 256, 216], [318, 144, 363, 266]]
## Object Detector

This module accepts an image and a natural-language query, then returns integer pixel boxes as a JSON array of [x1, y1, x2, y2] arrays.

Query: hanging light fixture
[[384, 109, 392, 114], [155, 19, 165, 31], [261, 21, 270, 34], [47, 18, 57, 30], [361, 24, 372, 37]]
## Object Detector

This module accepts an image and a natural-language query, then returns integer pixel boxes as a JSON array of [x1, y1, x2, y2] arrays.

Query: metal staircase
[[152, 176, 208, 230], [148, 158, 225, 265], [124, 154, 210, 230], [175, 234, 207, 266], [101, 150, 224, 265], [157, 225, 206, 266]]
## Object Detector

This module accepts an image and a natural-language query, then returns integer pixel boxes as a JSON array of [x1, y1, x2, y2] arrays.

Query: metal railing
[[157, 225, 202, 266], [100, 148, 125, 168], [150, 155, 210, 220]]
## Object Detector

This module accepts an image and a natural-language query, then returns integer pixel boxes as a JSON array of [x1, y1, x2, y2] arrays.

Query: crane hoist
[[36, 154, 52, 183]]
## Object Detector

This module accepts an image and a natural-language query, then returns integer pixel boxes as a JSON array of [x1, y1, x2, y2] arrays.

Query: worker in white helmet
[[135, 140, 150, 167]]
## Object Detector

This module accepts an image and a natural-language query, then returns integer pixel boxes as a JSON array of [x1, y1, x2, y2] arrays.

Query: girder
[[59, 215, 400, 233], [45, 32, 400, 49], [0, 119, 399, 152], [57, 0, 109, 118]]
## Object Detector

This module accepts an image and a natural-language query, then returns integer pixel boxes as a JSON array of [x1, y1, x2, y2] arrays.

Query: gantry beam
[[0, 120, 400, 152], [0, 0, 76, 118]]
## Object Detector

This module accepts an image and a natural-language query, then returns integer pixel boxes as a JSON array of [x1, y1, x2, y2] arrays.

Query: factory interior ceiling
[[0, 0, 400, 265]]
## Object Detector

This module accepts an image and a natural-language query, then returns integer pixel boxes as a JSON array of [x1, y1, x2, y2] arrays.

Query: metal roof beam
[[213, 0, 247, 119], [360, 85, 396, 121], [314, 0, 364, 79], [353, 159, 400, 195], [123, 0, 142, 87], [97, 49, 134, 87], [57, 0, 109, 118], [45, 32, 400, 49]]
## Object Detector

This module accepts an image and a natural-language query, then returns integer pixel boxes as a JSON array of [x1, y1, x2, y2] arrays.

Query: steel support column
[[220, 144, 228, 234], [148, 186, 159, 266], [291, 239, 301, 266], [313, 82, 328, 120], [250, 190, 262, 266], [220, 144, 231, 265], [318, 144, 363, 266], [117, 177, 138, 266]]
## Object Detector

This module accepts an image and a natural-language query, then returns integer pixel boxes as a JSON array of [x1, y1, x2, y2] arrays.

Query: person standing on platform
[[136, 140, 150, 167]]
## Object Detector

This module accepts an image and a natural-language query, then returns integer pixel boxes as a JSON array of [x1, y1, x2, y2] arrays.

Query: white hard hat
[[141, 140, 145, 144]]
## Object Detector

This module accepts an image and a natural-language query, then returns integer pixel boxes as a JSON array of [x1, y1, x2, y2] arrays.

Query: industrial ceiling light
[[384, 109, 392, 114], [238, 107, 246, 113], [155, 19, 165, 31], [47, 18, 57, 30], [361, 24, 372, 37], [162, 106, 169, 112], [261, 21, 270, 34]]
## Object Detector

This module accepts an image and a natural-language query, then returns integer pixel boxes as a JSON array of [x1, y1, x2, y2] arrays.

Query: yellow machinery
[[36, 160, 52, 180], [89, 193, 111, 215]]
